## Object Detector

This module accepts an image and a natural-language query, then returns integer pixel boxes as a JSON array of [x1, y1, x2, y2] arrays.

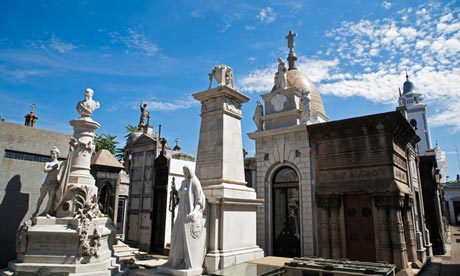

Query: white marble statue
[[32, 147, 63, 217], [253, 100, 264, 131], [76, 88, 100, 119], [277, 58, 287, 89], [160, 165, 206, 275], [300, 90, 311, 124], [273, 72, 280, 91]]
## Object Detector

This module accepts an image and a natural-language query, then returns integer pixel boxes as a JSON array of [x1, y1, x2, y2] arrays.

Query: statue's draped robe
[[168, 174, 206, 269]]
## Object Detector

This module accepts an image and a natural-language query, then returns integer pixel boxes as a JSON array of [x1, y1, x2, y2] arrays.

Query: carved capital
[[374, 194, 404, 209], [316, 194, 342, 209]]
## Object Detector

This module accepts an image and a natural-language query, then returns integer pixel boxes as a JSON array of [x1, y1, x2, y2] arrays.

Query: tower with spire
[[398, 72, 432, 154]]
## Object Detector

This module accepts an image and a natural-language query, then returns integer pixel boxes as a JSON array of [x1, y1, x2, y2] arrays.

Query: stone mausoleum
[[308, 111, 432, 274], [124, 110, 196, 253], [248, 31, 328, 257]]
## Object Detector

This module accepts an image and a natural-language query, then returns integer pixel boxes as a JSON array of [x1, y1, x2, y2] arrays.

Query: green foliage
[[115, 124, 139, 161], [94, 133, 119, 155]]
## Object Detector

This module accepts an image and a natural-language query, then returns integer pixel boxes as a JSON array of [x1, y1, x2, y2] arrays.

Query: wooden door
[[344, 194, 376, 262]]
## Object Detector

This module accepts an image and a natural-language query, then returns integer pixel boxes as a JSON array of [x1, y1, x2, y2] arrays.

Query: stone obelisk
[[193, 65, 264, 272], [3, 89, 120, 276]]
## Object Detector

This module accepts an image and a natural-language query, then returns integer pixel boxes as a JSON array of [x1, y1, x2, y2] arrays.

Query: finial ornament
[[31, 104, 36, 113], [208, 65, 235, 89]]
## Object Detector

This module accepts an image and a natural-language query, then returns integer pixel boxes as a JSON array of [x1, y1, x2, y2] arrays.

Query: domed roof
[[402, 73, 415, 95], [286, 69, 326, 116]]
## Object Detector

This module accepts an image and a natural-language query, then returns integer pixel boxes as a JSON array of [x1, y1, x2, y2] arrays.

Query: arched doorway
[[99, 182, 113, 219], [272, 166, 300, 257]]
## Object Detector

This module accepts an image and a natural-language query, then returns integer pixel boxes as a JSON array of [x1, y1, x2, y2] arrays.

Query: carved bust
[[76, 88, 100, 118]]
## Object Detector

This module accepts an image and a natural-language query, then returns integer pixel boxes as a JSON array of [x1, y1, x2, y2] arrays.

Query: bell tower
[[398, 72, 432, 154]]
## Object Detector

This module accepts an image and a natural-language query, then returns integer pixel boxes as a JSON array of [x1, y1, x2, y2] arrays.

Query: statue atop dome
[[285, 30, 297, 52], [285, 30, 298, 70]]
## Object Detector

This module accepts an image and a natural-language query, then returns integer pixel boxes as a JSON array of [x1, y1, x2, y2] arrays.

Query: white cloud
[[238, 57, 339, 93], [190, 10, 204, 18], [381, 1, 392, 10], [27, 35, 77, 54], [257, 7, 276, 23], [136, 96, 198, 112], [49, 36, 77, 53], [111, 29, 159, 56], [0, 64, 48, 80], [241, 1, 460, 131]]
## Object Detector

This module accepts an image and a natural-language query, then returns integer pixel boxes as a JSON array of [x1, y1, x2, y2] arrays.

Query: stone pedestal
[[193, 85, 264, 272], [55, 118, 100, 218], [3, 217, 119, 276]]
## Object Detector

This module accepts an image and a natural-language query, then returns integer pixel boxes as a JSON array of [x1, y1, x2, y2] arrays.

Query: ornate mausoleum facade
[[248, 31, 328, 257], [308, 111, 429, 274]]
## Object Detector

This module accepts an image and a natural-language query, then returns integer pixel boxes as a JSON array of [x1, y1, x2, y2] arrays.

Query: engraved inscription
[[393, 154, 407, 169], [318, 166, 389, 182], [394, 167, 407, 182], [197, 151, 222, 169], [28, 238, 78, 255]]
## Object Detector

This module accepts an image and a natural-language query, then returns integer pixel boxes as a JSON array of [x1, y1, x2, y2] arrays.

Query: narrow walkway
[[419, 226, 460, 276]]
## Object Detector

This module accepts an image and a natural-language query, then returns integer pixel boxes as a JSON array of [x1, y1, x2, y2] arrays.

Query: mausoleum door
[[344, 194, 376, 262], [150, 163, 168, 252], [272, 167, 300, 257]]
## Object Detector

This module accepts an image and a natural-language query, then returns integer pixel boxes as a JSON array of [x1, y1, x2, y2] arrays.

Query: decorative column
[[403, 196, 422, 268], [374, 193, 411, 272], [316, 195, 342, 259], [193, 68, 264, 272], [317, 200, 331, 258]]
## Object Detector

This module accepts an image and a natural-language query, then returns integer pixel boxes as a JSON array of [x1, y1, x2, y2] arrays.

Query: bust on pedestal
[[3, 89, 120, 276]]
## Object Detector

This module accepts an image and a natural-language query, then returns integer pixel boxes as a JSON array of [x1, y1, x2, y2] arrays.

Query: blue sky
[[1, 0, 459, 180]]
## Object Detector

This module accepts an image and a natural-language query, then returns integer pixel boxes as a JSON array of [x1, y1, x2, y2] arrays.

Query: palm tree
[[115, 124, 139, 161], [94, 133, 119, 155]]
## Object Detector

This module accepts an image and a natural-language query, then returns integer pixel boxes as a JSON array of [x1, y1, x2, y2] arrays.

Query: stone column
[[330, 206, 341, 259], [317, 207, 330, 258], [404, 196, 422, 268], [317, 195, 341, 259], [390, 206, 409, 272], [378, 207, 392, 264], [374, 194, 408, 267], [193, 84, 264, 271]]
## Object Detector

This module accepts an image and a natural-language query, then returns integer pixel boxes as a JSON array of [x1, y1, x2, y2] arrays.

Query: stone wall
[[0, 121, 70, 268]]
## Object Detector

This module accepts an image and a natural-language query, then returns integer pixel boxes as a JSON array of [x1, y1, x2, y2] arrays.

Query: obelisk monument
[[193, 65, 264, 271]]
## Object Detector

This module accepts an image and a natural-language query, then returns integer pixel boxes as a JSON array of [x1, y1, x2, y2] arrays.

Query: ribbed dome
[[286, 69, 326, 115]]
